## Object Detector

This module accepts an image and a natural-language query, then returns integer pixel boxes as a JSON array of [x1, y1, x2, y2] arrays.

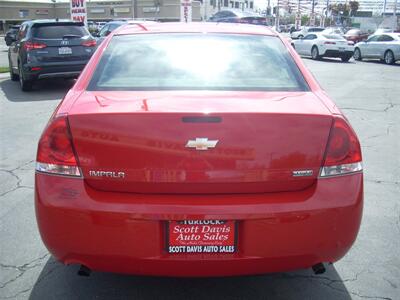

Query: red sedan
[[35, 22, 363, 277], [343, 29, 369, 44]]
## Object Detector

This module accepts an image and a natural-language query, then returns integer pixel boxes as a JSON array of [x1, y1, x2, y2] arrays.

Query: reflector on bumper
[[319, 162, 363, 177], [36, 162, 82, 177]]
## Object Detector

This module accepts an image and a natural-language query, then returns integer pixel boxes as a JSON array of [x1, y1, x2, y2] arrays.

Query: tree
[[349, 1, 359, 17]]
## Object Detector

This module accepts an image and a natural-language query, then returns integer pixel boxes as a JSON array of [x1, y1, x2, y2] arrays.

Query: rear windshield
[[323, 34, 345, 40], [88, 34, 309, 91], [32, 25, 89, 39]]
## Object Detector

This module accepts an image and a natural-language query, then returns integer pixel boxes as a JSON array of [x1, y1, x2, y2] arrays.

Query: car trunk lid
[[68, 91, 333, 194]]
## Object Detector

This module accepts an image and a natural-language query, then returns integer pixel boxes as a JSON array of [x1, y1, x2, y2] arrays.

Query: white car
[[291, 27, 325, 39], [322, 27, 345, 35], [374, 28, 393, 35], [292, 33, 354, 62], [354, 33, 400, 65]]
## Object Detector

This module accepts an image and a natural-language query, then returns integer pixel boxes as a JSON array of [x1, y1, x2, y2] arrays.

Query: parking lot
[[0, 36, 399, 300]]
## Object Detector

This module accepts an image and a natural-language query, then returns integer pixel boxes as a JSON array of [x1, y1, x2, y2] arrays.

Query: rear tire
[[353, 48, 362, 61], [311, 46, 320, 60], [19, 62, 33, 92], [384, 50, 395, 65], [341, 55, 351, 62], [9, 58, 19, 81]]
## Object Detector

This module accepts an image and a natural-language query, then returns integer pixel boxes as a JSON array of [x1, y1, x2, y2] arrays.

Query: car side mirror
[[105, 30, 111, 37], [92, 32, 99, 37]]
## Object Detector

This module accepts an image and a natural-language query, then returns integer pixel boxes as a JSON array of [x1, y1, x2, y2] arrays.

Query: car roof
[[22, 19, 84, 26], [115, 22, 276, 36], [382, 33, 400, 39], [220, 9, 262, 17]]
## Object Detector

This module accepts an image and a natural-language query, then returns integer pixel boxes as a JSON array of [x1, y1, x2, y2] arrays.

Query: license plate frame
[[338, 47, 346, 52], [166, 220, 238, 254], [58, 47, 72, 55]]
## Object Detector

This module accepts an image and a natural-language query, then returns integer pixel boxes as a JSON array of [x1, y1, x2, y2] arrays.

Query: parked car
[[291, 26, 325, 39], [4, 25, 20, 46], [8, 19, 97, 91], [209, 9, 268, 26], [94, 20, 158, 44], [322, 27, 345, 35], [94, 20, 127, 44], [292, 33, 354, 61], [374, 28, 393, 35], [354, 33, 400, 65], [343, 29, 369, 44], [35, 22, 363, 277]]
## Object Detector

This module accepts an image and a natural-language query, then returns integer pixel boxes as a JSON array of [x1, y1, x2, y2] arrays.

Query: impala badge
[[186, 138, 218, 151], [89, 170, 125, 178]]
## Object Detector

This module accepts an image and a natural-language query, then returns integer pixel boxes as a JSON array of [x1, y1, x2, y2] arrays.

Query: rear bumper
[[22, 61, 88, 80], [35, 173, 363, 277], [321, 50, 354, 58]]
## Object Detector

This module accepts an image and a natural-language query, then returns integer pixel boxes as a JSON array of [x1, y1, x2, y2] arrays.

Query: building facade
[[0, 0, 203, 32]]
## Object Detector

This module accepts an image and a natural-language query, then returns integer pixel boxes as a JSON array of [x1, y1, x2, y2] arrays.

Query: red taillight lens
[[36, 116, 81, 176], [324, 41, 336, 45], [24, 41, 47, 51], [320, 117, 362, 177], [82, 39, 96, 47]]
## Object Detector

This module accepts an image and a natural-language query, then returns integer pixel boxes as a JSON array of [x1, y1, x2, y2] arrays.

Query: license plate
[[339, 47, 345, 52], [58, 47, 72, 55], [167, 220, 236, 254]]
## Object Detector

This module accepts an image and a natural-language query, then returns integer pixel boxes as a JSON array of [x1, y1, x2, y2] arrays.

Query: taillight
[[320, 116, 362, 177], [82, 39, 96, 47], [324, 41, 336, 45], [36, 115, 81, 177], [24, 41, 47, 51]]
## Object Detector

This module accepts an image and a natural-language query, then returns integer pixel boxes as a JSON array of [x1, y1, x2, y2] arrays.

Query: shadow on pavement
[[357, 59, 400, 67], [303, 57, 355, 64], [29, 257, 352, 300], [0, 78, 74, 102]]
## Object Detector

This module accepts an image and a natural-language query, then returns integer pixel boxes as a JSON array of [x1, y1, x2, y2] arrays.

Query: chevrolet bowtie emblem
[[185, 138, 219, 151]]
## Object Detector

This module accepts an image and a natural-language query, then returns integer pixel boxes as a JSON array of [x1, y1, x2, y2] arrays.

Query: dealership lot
[[0, 36, 399, 300]]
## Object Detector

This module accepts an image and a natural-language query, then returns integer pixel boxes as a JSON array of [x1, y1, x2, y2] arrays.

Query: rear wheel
[[384, 50, 395, 65], [9, 57, 19, 81], [341, 55, 351, 62], [353, 48, 362, 61], [311, 46, 320, 60], [19, 62, 33, 92]]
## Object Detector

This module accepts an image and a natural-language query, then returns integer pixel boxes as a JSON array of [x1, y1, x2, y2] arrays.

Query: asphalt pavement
[[0, 40, 399, 299]]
